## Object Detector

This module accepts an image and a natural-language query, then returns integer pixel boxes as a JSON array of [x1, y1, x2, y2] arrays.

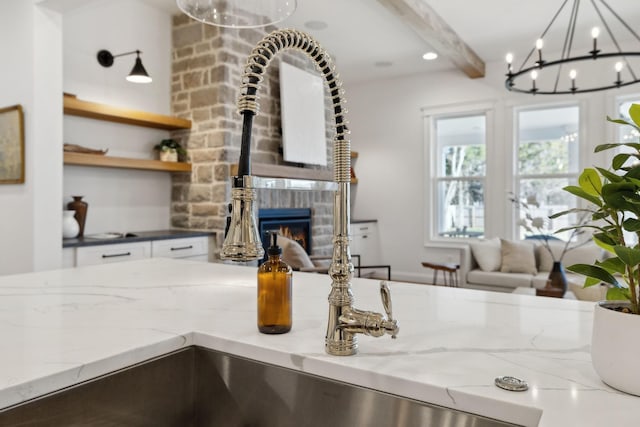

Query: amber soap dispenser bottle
[[257, 233, 292, 334]]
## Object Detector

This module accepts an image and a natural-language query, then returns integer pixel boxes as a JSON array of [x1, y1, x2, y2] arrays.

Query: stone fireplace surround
[[169, 15, 335, 258]]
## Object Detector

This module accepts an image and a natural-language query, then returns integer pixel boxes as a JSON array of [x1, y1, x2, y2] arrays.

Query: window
[[514, 104, 580, 240], [434, 113, 487, 239]]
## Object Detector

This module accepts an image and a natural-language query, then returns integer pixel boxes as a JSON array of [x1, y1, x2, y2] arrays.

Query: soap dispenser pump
[[257, 232, 292, 334]]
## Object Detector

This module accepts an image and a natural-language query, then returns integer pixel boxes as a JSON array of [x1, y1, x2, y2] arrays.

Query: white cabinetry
[[350, 221, 382, 265], [76, 241, 151, 267], [151, 237, 209, 261], [67, 235, 211, 267]]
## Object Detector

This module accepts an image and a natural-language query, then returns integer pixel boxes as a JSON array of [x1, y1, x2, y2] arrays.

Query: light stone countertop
[[0, 258, 635, 426]]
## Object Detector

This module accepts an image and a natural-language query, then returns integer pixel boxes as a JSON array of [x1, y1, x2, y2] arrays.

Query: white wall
[[62, 0, 174, 235], [346, 53, 639, 283], [0, 0, 63, 275]]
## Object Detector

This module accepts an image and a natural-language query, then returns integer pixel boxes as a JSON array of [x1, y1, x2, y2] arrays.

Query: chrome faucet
[[220, 29, 398, 356]]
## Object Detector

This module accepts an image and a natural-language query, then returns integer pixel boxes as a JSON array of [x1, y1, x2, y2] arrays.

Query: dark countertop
[[63, 229, 214, 248]]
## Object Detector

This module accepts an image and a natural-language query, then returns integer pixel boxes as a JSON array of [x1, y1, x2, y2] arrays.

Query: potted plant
[[154, 139, 186, 162], [553, 103, 640, 396]]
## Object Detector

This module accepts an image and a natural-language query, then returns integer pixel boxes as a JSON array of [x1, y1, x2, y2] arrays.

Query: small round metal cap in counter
[[494, 376, 528, 392]]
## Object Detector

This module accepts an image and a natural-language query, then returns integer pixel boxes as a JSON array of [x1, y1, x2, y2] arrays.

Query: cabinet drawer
[[350, 222, 377, 237], [76, 242, 151, 267], [151, 237, 208, 259]]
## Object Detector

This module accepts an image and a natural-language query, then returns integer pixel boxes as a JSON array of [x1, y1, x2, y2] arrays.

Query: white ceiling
[[143, 0, 640, 84]]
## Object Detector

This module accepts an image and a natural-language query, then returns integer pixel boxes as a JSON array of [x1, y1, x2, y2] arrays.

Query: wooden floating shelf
[[63, 95, 192, 130], [64, 152, 192, 173]]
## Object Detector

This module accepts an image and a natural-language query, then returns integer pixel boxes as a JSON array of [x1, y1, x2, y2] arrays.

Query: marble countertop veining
[[0, 258, 635, 426]]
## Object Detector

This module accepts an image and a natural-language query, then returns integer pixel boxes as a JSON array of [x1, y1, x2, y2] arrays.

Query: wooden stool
[[421, 262, 460, 287]]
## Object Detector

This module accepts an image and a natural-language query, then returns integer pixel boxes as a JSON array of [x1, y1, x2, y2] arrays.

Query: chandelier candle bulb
[[536, 38, 544, 66], [616, 61, 624, 86], [590, 27, 601, 56], [570, 69, 577, 92], [531, 70, 538, 93], [506, 53, 513, 73]]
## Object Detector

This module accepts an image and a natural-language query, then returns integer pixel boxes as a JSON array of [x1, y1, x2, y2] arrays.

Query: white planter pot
[[159, 149, 178, 162], [592, 301, 640, 396]]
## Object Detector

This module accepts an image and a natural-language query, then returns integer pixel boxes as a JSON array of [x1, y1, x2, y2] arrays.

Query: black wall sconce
[[97, 49, 152, 84]]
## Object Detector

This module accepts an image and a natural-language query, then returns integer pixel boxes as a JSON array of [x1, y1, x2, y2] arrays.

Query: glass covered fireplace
[[258, 208, 312, 254]]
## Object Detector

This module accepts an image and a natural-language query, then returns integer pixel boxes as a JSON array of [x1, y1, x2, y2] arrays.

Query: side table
[[421, 261, 460, 287]]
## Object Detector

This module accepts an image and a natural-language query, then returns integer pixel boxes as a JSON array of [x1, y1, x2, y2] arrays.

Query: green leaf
[[593, 234, 618, 253], [596, 142, 625, 151], [596, 257, 626, 274], [563, 185, 603, 207], [592, 211, 608, 220], [548, 207, 593, 219], [630, 104, 640, 128], [623, 218, 640, 232], [578, 168, 602, 195], [607, 287, 630, 300], [595, 167, 623, 183], [613, 153, 631, 169], [625, 166, 640, 180], [606, 117, 633, 127], [566, 263, 619, 286], [584, 276, 601, 288], [601, 182, 637, 210], [613, 245, 640, 267]]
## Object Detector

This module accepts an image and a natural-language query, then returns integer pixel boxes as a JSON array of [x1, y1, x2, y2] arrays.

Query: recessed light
[[422, 52, 438, 60], [304, 20, 328, 30], [374, 61, 393, 67]]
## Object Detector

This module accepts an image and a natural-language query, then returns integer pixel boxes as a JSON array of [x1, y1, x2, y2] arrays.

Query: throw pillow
[[282, 238, 315, 270], [470, 238, 502, 272], [500, 239, 537, 274]]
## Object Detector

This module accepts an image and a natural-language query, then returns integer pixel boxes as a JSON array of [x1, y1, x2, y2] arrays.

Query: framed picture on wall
[[279, 62, 327, 166], [0, 104, 25, 184]]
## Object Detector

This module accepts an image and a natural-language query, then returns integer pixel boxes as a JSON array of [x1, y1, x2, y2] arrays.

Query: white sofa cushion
[[470, 238, 502, 272], [467, 269, 533, 289], [500, 239, 537, 274]]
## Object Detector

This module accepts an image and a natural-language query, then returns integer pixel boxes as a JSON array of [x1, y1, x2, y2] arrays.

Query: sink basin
[[0, 347, 520, 426]]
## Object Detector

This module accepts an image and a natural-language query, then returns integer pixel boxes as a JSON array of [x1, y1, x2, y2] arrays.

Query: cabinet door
[[350, 222, 382, 265], [62, 248, 75, 268], [76, 242, 151, 267], [151, 237, 209, 260]]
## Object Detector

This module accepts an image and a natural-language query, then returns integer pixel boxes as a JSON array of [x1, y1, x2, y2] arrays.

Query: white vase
[[591, 301, 640, 396], [62, 210, 79, 239]]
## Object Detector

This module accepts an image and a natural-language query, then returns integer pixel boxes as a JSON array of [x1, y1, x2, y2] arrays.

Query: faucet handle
[[380, 281, 393, 319], [380, 281, 398, 339]]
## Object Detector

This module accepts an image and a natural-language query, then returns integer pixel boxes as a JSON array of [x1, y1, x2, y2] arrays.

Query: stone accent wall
[[170, 15, 335, 257]]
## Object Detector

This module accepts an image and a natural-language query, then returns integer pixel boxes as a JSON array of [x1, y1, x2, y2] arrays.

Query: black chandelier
[[505, 0, 640, 95]]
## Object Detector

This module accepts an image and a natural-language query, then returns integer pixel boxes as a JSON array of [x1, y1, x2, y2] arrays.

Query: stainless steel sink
[[0, 347, 520, 426]]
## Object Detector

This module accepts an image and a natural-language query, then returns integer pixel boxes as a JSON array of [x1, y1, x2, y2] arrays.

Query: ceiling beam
[[377, 0, 485, 78]]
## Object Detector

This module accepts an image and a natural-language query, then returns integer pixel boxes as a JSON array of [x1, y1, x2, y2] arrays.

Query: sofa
[[460, 238, 607, 298]]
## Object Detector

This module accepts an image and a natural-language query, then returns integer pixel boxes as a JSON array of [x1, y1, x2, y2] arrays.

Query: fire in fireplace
[[258, 208, 312, 254]]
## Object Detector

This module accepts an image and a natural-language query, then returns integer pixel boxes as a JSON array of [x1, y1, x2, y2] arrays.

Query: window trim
[[423, 101, 495, 245]]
